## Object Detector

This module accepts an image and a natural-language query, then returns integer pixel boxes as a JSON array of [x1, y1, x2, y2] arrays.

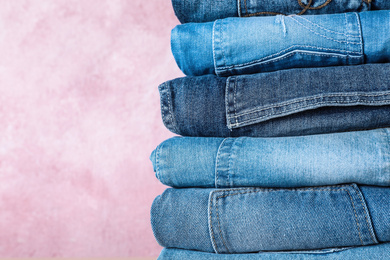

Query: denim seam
[[345, 13, 349, 65], [209, 191, 231, 254], [350, 185, 378, 243], [228, 92, 390, 127], [215, 138, 229, 188], [217, 50, 361, 72], [165, 82, 179, 134], [155, 140, 163, 186], [220, 19, 227, 69], [355, 12, 363, 55], [294, 15, 361, 38], [212, 20, 218, 76], [230, 99, 390, 128], [234, 77, 238, 126], [225, 77, 232, 130], [234, 97, 390, 119], [212, 186, 366, 249], [287, 16, 361, 45], [218, 45, 361, 70], [208, 192, 218, 253]]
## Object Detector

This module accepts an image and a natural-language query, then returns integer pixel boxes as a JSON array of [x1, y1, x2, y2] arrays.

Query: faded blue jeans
[[150, 128, 390, 188], [172, 11, 390, 76], [159, 63, 390, 138], [172, 0, 390, 23], [151, 184, 390, 253], [158, 243, 390, 259]]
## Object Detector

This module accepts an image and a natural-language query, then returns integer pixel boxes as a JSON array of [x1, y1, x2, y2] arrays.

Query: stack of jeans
[[151, 1, 390, 259]]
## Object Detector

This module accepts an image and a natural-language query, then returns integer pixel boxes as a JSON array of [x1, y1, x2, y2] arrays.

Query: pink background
[[0, 0, 181, 257]]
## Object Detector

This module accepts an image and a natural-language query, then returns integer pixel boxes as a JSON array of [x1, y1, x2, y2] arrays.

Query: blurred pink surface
[[0, 0, 181, 257]]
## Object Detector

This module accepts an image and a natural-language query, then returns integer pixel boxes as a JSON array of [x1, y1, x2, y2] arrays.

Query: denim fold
[[159, 63, 390, 138], [172, 0, 390, 23], [151, 184, 390, 253], [171, 11, 390, 76], [158, 243, 390, 259], [150, 128, 390, 188]]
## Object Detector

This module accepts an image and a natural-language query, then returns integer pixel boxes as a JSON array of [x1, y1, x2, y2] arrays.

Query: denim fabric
[[150, 128, 390, 188], [151, 184, 390, 253], [159, 64, 390, 138], [172, 0, 390, 23], [171, 11, 390, 76], [158, 243, 390, 259]]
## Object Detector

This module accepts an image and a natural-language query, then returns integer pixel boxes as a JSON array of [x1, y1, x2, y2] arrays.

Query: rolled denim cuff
[[171, 0, 389, 23], [151, 184, 389, 253], [158, 243, 390, 259], [171, 11, 390, 76], [159, 64, 390, 138], [151, 128, 390, 188]]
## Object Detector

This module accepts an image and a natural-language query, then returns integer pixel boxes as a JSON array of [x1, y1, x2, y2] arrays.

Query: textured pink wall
[[0, 0, 181, 257]]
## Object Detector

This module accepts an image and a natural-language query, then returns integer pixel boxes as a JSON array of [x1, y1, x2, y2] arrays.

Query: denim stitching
[[218, 45, 361, 70], [230, 98, 390, 127], [213, 187, 365, 247], [165, 82, 180, 134], [212, 20, 218, 76], [227, 139, 237, 187], [234, 77, 238, 125], [220, 19, 228, 68], [344, 13, 349, 64], [295, 15, 361, 38], [155, 140, 163, 185], [217, 50, 361, 71], [350, 185, 378, 243], [225, 77, 232, 128], [215, 138, 229, 188], [354, 12, 363, 55], [209, 191, 231, 253], [209, 192, 219, 253], [231, 92, 390, 119], [287, 16, 361, 45]]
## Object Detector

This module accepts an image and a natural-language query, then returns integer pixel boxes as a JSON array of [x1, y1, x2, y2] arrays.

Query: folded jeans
[[172, 11, 390, 76], [159, 63, 390, 138], [151, 128, 390, 188], [151, 184, 390, 253], [172, 0, 390, 23]]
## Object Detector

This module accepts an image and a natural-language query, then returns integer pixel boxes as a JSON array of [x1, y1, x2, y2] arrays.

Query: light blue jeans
[[172, 0, 390, 23], [172, 10, 390, 76], [151, 184, 390, 253], [158, 243, 390, 259], [150, 128, 390, 188]]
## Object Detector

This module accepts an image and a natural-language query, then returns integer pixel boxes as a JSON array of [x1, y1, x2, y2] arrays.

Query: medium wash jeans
[[172, 11, 390, 76], [172, 0, 390, 23], [159, 64, 390, 137], [151, 184, 390, 253], [150, 128, 390, 188], [158, 243, 390, 259]]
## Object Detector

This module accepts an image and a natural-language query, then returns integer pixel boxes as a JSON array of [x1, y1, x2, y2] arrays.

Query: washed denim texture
[[158, 243, 390, 259], [151, 184, 390, 253], [171, 11, 390, 76], [172, 0, 390, 23], [150, 128, 390, 188], [159, 64, 390, 138]]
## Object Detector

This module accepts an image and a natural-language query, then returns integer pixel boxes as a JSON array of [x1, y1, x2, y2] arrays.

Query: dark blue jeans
[[172, 0, 390, 23], [159, 63, 390, 137]]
